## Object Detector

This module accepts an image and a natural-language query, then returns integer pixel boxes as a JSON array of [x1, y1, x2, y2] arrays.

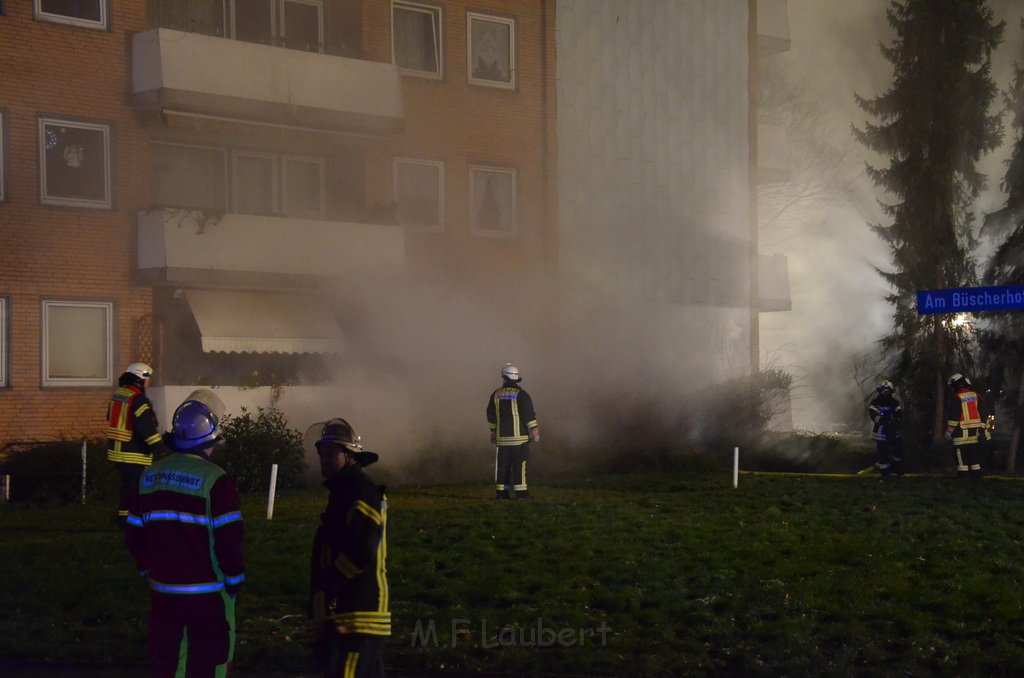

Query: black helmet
[[315, 418, 378, 466]]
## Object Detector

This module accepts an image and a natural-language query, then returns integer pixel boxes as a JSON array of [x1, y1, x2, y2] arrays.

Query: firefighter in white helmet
[[487, 363, 540, 500], [106, 362, 167, 527], [867, 379, 904, 477], [945, 373, 991, 480]]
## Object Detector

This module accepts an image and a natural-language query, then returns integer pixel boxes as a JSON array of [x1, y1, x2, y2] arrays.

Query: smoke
[[759, 0, 1024, 432]]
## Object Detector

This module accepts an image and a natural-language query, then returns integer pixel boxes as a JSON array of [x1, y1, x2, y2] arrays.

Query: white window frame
[[0, 296, 8, 388], [41, 299, 114, 388], [469, 165, 517, 237], [393, 157, 445, 232], [392, 1, 443, 79], [231, 150, 280, 215], [467, 11, 515, 90], [38, 116, 112, 209], [282, 154, 326, 220], [34, 0, 108, 30], [152, 141, 229, 211]]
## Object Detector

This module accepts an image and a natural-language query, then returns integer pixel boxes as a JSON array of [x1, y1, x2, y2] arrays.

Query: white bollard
[[266, 463, 279, 520], [81, 440, 88, 505], [733, 447, 739, 488], [1, 474, 9, 502]]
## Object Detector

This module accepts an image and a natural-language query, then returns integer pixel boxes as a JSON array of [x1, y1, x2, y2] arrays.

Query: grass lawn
[[3, 471, 1024, 676]]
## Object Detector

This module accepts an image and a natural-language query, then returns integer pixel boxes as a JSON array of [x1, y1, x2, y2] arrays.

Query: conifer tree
[[981, 18, 1024, 470], [854, 0, 1003, 446]]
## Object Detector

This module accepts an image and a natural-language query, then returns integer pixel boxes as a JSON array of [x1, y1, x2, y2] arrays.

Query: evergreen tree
[[854, 0, 1003, 449], [981, 18, 1024, 471]]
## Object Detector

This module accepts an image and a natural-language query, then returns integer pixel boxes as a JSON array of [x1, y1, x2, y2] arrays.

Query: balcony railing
[[132, 28, 404, 134], [137, 208, 405, 288]]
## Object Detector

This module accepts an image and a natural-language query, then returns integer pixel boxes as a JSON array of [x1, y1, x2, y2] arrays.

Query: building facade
[[1, 0, 786, 452]]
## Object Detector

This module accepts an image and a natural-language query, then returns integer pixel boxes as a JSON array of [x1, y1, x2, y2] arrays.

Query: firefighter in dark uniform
[[868, 379, 904, 477], [106, 362, 167, 527], [308, 418, 390, 678], [945, 373, 991, 480], [487, 363, 540, 500], [125, 390, 245, 678]]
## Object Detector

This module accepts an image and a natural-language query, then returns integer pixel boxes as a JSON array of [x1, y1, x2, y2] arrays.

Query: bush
[[0, 439, 116, 504], [217, 407, 306, 493]]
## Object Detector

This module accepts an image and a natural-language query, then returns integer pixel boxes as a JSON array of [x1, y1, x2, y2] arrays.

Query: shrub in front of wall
[[0, 439, 116, 504], [217, 407, 307, 493]]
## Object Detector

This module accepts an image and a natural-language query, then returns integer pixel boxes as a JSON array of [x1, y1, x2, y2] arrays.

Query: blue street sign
[[917, 285, 1024, 315]]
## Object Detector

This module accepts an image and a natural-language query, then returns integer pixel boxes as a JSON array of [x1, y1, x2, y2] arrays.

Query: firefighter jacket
[[308, 464, 390, 637], [946, 385, 989, 447], [124, 452, 245, 598], [868, 393, 902, 441], [106, 384, 164, 465], [487, 380, 539, 446]]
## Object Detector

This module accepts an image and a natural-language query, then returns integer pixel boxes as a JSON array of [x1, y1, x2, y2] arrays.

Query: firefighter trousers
[[317, 634, 384, 678], [495, 444, 530, 498], [115, 462, 145, 527]]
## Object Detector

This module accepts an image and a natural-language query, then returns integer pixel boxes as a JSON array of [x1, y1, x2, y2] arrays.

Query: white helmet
[[877, 379, 895, 394], [948, 373, 971, 388], [125, 362, 153, 380], [501, 363, 521, 382]]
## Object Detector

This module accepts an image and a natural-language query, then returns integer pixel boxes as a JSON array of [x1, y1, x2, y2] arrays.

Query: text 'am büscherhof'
[[409, 618, 612, 649]]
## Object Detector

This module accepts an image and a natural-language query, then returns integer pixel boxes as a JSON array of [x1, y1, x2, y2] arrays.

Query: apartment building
[[1, 0, 787, 449], [0, 0, 556, 443]]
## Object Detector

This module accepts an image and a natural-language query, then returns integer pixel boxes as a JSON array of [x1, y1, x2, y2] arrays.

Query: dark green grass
[[3, 473, 1024, 676]]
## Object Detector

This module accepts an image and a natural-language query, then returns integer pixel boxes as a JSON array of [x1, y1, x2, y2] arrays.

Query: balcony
[[137, 208, 405, 289], [132, 28, 404, 135]]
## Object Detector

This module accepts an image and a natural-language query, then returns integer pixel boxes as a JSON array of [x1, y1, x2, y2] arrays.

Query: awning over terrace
[[185, 290, 343, 354]]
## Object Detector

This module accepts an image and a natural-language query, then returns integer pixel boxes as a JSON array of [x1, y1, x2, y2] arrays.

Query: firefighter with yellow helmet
[[487, 363, 540, 500], [106, 362, 167, 527]]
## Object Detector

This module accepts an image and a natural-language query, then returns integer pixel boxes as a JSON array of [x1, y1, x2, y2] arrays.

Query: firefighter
[[106, 362, 167, 528], [868, 379, 904, 477], [307, 418, 390, 678], [124, 390, 245, 677], [487, 363, 540, 500], [945, 373, 991, 480]]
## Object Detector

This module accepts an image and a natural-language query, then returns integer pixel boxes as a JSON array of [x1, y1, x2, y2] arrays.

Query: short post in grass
[[266, 463, 279, 520], [81, 439, 87, 505], [0, 473, 9, 502], [733, 447, 739, 488]]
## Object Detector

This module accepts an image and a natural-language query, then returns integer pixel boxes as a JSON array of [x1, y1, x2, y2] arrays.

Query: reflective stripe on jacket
[[125, 452, 245, 597], [487, 383, 539, 446], [106, 385, 162, 465]]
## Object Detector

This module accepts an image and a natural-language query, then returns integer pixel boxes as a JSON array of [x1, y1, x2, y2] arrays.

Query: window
[[393, 1, 442, 78], [42, 300, 114, 387], [282, 155, 325, 220], [35, 0, 107, 30], [154, 0, 226, 37], [469, 165, 516, 236], [232, 151, 279, 216], [467, 12, 514, 89], [0, 296, 7, 388], [153, 142, 227, 211], [231, 0, 323, 52], [394, 158, 444, 230], [39, 117, 111, 209], [0, 110, 6, 203]]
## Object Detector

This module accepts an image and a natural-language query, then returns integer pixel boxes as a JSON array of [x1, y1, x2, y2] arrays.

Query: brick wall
[[0, 1, 153, 442], [362, 0, 558, 285]]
